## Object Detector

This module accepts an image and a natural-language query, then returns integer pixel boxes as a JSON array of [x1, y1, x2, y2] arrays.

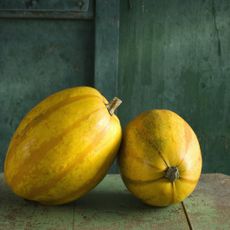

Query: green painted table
[[0, 173, 229, 230]]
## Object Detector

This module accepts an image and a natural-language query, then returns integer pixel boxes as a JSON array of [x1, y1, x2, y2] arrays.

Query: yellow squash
[[119, 110, 202, 206], [4, 86, 122, 205]]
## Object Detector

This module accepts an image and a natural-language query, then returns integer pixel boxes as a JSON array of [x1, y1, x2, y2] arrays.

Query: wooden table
[[0, 173, 229, 230]]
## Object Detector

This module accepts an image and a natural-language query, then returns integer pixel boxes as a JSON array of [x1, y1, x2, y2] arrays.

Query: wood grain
[[119, 0, 230, 174], [0, 173, 188, 230], [183, 173, 230, 230]]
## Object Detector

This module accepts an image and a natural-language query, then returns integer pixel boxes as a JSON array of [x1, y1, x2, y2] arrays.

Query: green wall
[[118, 0, 230, 174], [0, 19, 94, 171], [0, 0, 230, 174]]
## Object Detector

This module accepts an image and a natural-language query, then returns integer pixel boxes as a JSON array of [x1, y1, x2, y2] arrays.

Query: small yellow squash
[[119, 110, 202, 206], [4, 86, 122, 205]]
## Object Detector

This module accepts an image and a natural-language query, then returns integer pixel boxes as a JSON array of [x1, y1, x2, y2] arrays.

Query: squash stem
[[165, 166, 180, 182], [106, 97, 122, 115]]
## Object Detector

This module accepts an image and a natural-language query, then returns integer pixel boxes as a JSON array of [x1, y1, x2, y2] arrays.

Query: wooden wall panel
[[118, 0, 230, 174]]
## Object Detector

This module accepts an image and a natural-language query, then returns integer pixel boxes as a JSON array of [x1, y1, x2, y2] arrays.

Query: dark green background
[[118, 0, 230, 175], [0, 0, 230, 174]]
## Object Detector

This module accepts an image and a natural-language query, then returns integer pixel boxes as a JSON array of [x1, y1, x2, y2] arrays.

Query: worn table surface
[[0, 173, 229, 230]]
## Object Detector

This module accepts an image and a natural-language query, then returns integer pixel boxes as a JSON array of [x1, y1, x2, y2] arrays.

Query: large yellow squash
[[4, 86, 122, 205], [119, 110, 202, 206]]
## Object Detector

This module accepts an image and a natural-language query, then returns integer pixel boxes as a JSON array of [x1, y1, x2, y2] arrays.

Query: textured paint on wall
[[0, 19, 94, 171], [1, 0, 230, 174], [118, 0, 230, 174]]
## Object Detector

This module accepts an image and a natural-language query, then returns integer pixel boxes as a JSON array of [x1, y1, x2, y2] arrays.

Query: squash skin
[[119, 110, 202, 206], [4, 86, 122, 205]]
